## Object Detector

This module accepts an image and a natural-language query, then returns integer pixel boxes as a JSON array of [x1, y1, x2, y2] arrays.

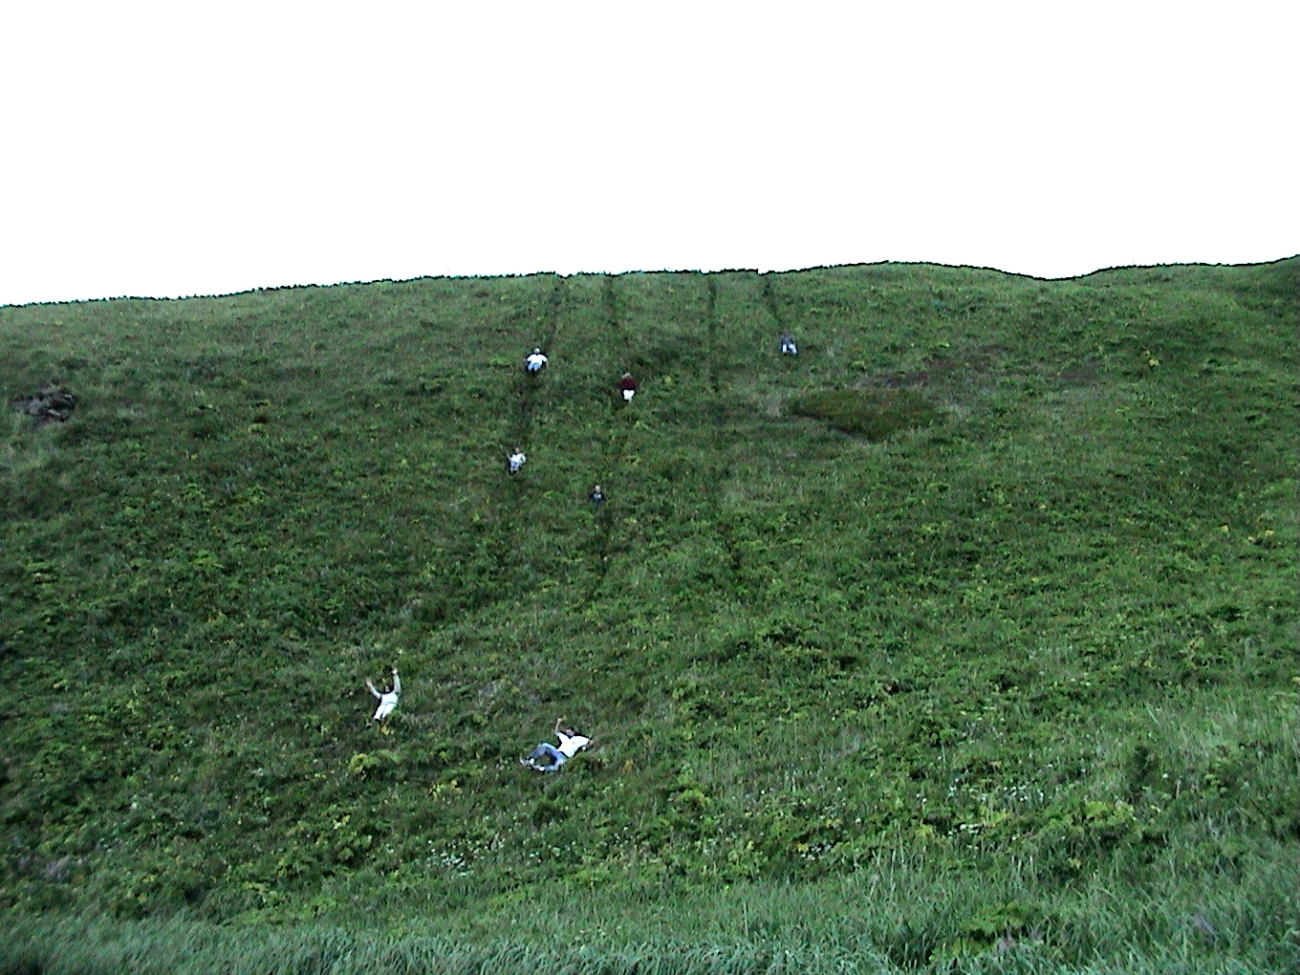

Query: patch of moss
[[788, 387, 940, 440]]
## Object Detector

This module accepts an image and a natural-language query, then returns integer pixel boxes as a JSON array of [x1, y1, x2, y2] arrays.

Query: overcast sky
[[2, 1, 1295, 307]]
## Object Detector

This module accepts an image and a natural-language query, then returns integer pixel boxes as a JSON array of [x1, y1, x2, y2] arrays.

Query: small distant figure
[[365, 668, 401, 724], [521, 718, 592, 773], [779, 331, 798, 356], [589, 483, 606, 506], [618, 372, 638, 403], [525, 348, 548, 375], [507, 448, 527, 475]]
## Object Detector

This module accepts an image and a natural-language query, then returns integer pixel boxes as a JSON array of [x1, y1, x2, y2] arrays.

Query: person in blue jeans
[[524, 348, 548, 375], [521, 718, 591, 772]]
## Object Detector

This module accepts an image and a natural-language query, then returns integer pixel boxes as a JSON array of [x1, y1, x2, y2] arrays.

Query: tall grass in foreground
[[3, 844, 1293, 974]]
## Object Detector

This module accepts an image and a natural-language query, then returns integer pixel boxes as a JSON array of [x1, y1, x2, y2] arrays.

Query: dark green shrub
[[787, 387, 940, 439]]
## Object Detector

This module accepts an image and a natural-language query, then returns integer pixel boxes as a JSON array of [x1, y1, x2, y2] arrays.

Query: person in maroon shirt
[[618, 372, 638, 403]]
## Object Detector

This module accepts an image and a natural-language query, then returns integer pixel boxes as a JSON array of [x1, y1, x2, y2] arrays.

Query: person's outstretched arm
[[366, 679, 382, 700], [391, 668, 401, 695]]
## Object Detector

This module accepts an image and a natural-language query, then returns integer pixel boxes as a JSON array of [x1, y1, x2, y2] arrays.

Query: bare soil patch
[[10, 383, 77, 424]]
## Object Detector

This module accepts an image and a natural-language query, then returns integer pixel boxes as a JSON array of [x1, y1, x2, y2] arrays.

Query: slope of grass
[[0, 258, 1296, 973]]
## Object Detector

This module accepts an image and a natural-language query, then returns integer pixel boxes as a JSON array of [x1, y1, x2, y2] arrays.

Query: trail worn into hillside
[[580, 275, 635, 601], [509, 275, 567, 450]]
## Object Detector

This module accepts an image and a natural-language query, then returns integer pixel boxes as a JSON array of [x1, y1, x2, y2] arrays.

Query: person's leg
[[529, 742, 557, 762], [529, 743, 566, 768]]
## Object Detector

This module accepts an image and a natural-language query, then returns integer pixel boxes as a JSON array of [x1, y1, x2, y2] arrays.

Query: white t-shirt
[[526, 353, 548, 370], [556, 732, 590, 758], [370, 673, 400, 720], [373, 691, 399, 721]]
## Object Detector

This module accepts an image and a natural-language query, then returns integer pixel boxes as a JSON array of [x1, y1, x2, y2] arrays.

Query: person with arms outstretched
[[366, 667, 401, 723]]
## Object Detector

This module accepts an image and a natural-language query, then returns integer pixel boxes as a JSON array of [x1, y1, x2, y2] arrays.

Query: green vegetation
[[1, 259, 1296, 974], [788, 388, 940, 439]]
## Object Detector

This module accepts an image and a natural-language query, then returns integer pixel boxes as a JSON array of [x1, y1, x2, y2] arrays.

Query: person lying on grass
[[521, 718, 591, 772], [365, 667, 400, 723]]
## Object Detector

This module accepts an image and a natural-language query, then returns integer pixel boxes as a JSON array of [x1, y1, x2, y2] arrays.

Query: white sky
[[2, 1, 1295, 306]]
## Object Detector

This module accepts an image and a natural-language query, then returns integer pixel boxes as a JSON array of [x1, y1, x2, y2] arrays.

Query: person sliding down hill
[[365, 667, 401, 723], [507, 447, 526, 475], [779, 331, 798, 356], [618, 372, 638, 402], [524, 348, 548, 375], [521, 718, 591, 772]]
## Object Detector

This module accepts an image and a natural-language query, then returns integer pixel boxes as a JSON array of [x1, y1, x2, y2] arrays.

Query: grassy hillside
[[1, 259, 1296, 973]]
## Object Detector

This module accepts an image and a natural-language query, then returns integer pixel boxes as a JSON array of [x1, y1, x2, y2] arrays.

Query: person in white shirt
[[365, 667, 400, 722], [779, 331, 798, 356], [507, 448, 526, 474], [524, 348, 548, 375], [521, 718, 591, 772]]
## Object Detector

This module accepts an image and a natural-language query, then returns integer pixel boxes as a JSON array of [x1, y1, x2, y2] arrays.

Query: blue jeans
[[529, 743, 567, 771]]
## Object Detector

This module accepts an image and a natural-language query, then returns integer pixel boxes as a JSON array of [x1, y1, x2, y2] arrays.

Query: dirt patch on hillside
[[11, 383, 77, 424]]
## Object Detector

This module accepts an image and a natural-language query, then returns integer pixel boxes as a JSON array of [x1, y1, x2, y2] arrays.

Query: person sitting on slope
[[618, 372, 638, 402], [365, 667, 401, 723], [507, 447, 526, 475], [779, 331, 798, 356], [524, 348, 549, 375]]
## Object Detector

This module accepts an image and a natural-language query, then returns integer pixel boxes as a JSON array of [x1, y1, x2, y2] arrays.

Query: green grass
[[0, 259, 1296, 973], [788, 387, 941, 439]]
